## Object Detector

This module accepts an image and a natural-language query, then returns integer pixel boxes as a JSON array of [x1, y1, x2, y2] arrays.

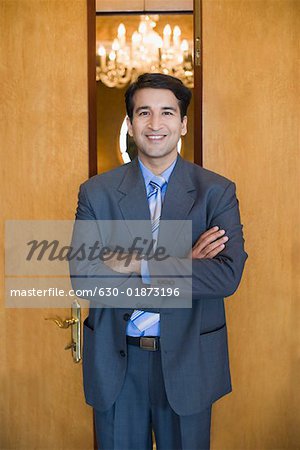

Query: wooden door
[[0, 1, 93, 448], [202, 0, 300, 448]]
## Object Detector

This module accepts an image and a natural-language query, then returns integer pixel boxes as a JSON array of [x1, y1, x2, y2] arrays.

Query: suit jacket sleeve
[[69, 183, 145, 307], [148, 181, 248, 300]]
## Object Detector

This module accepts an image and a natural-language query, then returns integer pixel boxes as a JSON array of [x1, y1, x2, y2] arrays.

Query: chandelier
[[96, 15, 194, 88]]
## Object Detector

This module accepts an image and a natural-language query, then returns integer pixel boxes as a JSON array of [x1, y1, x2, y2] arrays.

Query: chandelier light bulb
[[97, 45, 106, 69], [139, 21, 147, 35], [112, 39, 120, 51], [173, 26, 181, 37], [109, 50, 116, 61], [132, 31, 141, 44], [163, 24, 172, 36], [163, 24, 172, 49], [173, 25, 181, 47], [181, 39, 189, 52], [97, 45, 106, 56], [118, 23, 126, 37], [117, 23, 126, 47]]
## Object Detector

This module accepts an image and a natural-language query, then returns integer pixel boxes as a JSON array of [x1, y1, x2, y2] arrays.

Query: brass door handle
[[45, 316, 78, 329], [45, 299, 81, 363]]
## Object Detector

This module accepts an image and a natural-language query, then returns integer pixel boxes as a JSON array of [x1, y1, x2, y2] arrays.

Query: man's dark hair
[[125, 73, 192, 123]]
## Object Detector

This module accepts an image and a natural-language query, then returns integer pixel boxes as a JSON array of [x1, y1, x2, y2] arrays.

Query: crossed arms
[[70, 180, 247, 303]]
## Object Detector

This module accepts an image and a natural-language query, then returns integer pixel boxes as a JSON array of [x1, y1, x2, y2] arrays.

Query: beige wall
[[202, 0, 300, 448], [0, 1, 92, 448]]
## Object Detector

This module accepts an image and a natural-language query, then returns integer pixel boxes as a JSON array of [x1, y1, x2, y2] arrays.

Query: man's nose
[[148, 114, 162, 130]]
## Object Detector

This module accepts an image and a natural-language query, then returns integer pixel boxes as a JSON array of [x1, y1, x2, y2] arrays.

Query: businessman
[[72, 73, 247, 449]]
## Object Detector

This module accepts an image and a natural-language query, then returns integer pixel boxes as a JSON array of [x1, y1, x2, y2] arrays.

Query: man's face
[[126, 88, 187, 163]]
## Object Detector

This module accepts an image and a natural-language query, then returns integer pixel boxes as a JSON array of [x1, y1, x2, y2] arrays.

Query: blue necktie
[[127, 175, 166, 336]]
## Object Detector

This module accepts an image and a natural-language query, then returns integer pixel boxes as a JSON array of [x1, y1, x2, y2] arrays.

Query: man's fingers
[[193, 228, 226, 251], [192, 235, 228, 259], [203, 236, 228, 255], [205, 244, 226, 259], [195, 226, 220, 242]]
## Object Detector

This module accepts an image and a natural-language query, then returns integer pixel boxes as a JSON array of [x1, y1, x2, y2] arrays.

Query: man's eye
[[139, 111, 149, 116], [163, 111, 173, 115]]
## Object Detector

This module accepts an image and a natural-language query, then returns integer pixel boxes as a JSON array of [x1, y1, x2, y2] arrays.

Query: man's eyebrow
[[135, 106, 178, 113], [161, 106, 177, 111], [135, 106, 151, 113]]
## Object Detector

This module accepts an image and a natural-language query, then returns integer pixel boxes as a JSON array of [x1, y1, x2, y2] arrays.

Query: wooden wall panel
[[202, 0, 300, 448], [96, 0, 193, 12], [144, 0, 193, 11], [0, 1, 92, 448], [96, 0, 144, 12]]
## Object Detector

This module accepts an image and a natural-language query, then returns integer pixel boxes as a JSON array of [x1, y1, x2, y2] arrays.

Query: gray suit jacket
[[71, 156, 247, 416]]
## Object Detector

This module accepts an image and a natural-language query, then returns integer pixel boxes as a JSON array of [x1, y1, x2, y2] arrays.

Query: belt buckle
[[140, 337, 158, 351]]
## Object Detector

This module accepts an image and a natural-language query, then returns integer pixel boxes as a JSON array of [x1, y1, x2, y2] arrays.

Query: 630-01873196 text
[[98, 287, 180, 297]]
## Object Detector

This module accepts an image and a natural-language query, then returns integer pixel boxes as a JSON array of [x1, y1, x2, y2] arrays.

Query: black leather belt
[[126, 336, 160, 351]]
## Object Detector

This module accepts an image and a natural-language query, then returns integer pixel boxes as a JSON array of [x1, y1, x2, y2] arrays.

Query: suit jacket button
[[119, 350, 126, 357], [123, 313, 130, 321]]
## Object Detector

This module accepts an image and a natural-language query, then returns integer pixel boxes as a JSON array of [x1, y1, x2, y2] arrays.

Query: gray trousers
[[94, 343, 212, 450]]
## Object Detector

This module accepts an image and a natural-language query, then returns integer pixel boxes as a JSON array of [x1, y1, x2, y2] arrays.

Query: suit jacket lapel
[[159, 156, 196, 251], [117, 158, 153, 244], [161, 156, 196, 220]]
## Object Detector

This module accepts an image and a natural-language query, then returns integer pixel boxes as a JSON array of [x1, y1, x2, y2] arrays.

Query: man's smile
[[145, 134, 167, 141]]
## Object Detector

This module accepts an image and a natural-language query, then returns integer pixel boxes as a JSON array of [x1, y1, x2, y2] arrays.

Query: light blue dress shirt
[[126, 157, 177, 337]]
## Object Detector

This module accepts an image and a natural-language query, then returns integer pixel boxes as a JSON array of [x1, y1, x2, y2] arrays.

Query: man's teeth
[[147, 135, 165, 140]]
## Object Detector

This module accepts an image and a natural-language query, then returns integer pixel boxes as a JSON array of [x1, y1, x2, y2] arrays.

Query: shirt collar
[[138, 156, 177, 187]]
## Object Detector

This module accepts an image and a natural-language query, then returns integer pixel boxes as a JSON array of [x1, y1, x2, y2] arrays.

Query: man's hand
[[189, 226, 229, 259], [103, 251, 142, 275]]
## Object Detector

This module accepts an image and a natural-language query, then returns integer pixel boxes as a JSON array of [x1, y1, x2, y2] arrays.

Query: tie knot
[[149, 175, 166, 191]]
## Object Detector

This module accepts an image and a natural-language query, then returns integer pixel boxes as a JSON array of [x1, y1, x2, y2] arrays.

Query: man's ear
[[181, 116, 188, 136], [126, 116, 133, 137]]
